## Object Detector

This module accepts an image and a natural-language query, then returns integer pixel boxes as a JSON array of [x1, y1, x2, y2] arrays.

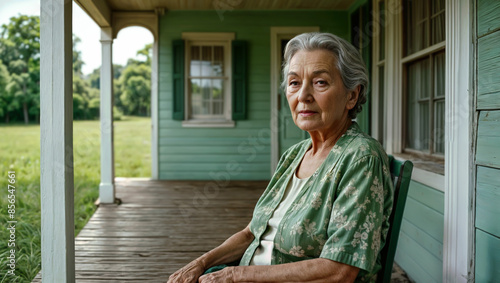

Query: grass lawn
[[0, 116, 151, 282]]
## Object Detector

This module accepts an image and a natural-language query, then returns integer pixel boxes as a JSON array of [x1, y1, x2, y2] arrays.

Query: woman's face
[[286, 49, 358, 134]]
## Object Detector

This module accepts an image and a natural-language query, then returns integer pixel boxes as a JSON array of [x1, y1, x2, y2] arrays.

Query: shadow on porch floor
[[33, 178, 412, 282]]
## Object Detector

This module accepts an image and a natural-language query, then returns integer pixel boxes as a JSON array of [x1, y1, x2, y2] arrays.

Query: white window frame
[[181, 32, 235, 128], [374, 0, 446, 191], [371, 0, 386, 145]]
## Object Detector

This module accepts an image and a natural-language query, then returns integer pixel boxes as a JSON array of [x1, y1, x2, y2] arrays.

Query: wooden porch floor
[[34, 179, 411, 282]]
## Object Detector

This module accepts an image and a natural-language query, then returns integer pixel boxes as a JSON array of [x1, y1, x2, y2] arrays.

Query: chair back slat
[[376, 155, 413, 283]]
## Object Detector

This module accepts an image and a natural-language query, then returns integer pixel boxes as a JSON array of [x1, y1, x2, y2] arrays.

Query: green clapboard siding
[[476, 166, 500, 238], [158, 10, 349, 180], [477, 30, 500, 109], [476, 229, 500, 283], [394, 180, 444, 283], [476, 111, 500, 169], [478, 0, 500, 37]]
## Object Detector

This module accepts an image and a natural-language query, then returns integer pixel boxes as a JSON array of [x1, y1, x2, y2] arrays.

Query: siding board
[[396, 231, 442, 283], [400, 219, 443, 261], [402, 197, 444, 242], [395, 181, 444, 283], [478, 0, 500, 37], [159, 146, 271, 155], [407, 181, 445, 214], [477, 31, 500, 109], [475, 229, 500, 283], [476, 166, 500, 237], [476, 111, 500, 169]]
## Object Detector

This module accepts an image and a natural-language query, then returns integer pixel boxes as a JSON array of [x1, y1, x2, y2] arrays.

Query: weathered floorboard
[[33, 179, 411, 282]]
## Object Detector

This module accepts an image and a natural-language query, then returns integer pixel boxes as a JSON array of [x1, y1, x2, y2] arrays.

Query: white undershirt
[[250, 172, 310, 265]]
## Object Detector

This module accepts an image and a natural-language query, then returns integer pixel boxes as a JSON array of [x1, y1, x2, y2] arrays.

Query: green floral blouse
[[240, 123, 394, 282]]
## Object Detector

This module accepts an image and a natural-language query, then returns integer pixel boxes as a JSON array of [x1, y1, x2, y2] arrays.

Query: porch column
[[99, 27, 115, 203], [40, 0, 75, 281], [443, 0, 472, 281]]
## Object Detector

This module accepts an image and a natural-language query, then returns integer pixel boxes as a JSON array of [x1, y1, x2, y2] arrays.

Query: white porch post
[[151, 39, 159, 179], [99, 27, 115, 203], [443, 0, 473, 281], [40, 0, 75, 281]]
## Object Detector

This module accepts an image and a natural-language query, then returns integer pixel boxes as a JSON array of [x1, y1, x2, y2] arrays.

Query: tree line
[[0, 15, 152, 124]]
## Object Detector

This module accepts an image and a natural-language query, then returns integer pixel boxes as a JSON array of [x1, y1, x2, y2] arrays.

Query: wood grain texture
[[34, 179, 267, 282], [104, 0, 358, 11], [475, 229, 500, 283], [32, 179, 412, 282], [395, 231, 442, 283], [476, 166, 500, 237], [478, 0, 500, 37], [477, 31, 500, 109], [394, 180, 444, 283], [476, 111, 500, 169]]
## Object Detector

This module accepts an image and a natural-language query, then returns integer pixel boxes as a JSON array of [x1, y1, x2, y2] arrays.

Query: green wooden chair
[[376, 155, 414, 283]]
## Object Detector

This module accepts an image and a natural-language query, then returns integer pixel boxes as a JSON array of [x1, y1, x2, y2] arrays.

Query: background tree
[[0, 60, 13, 120], [119, 64, 151, 116], [0, 15, 40, 124], [117, 44, 152, 116]]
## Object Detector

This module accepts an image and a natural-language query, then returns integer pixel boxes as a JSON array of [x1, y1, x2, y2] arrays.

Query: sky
[[0, 0, 153, 75]]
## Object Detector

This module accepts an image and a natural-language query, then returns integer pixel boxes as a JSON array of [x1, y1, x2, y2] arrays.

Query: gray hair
[[282, 32, 368, 119]]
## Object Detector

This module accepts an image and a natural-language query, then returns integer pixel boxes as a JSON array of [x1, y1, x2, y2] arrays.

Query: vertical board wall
[[475, 0, 500, 281], [157, 10, 348, 180]]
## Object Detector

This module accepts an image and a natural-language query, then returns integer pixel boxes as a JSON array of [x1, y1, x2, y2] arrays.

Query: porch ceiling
[[75, 0, 357, 27], [106, 0, 357, 11]]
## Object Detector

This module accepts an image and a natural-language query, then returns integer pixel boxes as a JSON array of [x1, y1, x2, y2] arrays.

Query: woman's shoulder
[[340, 123, 388, 164]]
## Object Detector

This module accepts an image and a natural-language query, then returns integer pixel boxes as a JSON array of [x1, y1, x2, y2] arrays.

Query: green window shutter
[[232, 40, 247, 120], [172, 39, 185, 120]]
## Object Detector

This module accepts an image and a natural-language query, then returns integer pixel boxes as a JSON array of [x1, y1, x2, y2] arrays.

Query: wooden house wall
[[157, 10, 349, 180], [394, 181, 444, 283], [475, 0, 500, 281]]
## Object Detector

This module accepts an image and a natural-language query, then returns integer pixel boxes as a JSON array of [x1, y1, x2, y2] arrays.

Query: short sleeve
[[319, 155, 393, 272]]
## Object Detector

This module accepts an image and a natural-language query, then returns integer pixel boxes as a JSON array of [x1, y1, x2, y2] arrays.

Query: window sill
[[182, 120, 235, 128], [392, 152, 445, 192]]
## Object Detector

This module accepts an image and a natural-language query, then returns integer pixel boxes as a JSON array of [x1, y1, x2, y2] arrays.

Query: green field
[[0, 116, 151, 282]]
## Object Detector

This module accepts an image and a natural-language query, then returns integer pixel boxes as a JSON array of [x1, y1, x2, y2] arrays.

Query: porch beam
[[99, 27, 116, 203], [40, 0, 75, 281], [74, 0, 112, 27]]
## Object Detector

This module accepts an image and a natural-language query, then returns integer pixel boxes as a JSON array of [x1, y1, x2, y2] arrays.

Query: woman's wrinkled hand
[[167, 260, 205, 283], [198, 267, 235, 283]]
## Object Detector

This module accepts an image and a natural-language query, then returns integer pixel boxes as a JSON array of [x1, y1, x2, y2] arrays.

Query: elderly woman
[[168, 32, 393, 283]]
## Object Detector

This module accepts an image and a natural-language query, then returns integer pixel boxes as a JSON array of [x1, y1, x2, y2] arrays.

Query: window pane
[[201, 79, 211, 115], [407, 101, 430, 151], [434, 51, 445, 98], [201, 46, 212, 77], [213, 46, 224, 76], [379, 1, 386, 61], [431, 0, 445, 45], [190, 79, 202, 116], [189, 43, 227, 119], [212, 79, 224, 115], [409, 58, 431, 99], [190, 46, 201, 76], [407, 58, 431, 151], [434, 99, 445, 154], [405, 0, 429, 55]]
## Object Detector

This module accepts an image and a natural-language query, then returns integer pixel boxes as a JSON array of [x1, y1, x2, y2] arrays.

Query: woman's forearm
[[232, 258, 359, 283], [197, 225, 254, 270]]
